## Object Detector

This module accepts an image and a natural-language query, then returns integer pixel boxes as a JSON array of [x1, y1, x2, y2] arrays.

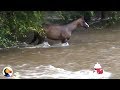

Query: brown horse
[[28, 16, 89, 46], [43, 16, 89, 46]]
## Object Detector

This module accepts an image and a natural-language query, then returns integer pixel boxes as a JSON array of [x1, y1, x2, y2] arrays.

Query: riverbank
[[1, 19, 120, 49]]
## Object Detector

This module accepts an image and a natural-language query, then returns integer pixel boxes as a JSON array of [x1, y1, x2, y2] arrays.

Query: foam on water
[[16, 65, 112, 79], [25, 42, 69, 49], [61, 42, 69, 47], [16, 64, 27, 68]]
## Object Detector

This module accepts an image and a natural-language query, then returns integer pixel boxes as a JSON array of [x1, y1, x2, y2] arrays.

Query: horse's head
[[77, 16, 89, 29]]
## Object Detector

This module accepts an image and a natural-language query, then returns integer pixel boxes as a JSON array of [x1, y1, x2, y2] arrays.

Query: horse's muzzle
[[85, 22, 89, 28], [83, 23, 89, 29]]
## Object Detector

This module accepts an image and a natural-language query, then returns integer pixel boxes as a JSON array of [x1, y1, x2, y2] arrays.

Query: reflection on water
[[1, 28, 120, 79]]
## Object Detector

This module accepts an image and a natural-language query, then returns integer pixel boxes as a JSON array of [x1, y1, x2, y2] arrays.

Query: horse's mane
[[43, 16, 84, 27]]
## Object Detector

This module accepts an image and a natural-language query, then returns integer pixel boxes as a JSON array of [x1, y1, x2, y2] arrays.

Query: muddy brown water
[[1, 26, 120, 79]]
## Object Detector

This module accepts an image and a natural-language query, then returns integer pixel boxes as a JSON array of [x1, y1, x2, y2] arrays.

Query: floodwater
[[1, 26, 120, 79]]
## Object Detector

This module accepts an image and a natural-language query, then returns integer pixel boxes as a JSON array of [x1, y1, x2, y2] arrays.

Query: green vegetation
[[1, 11, 120, 48], [0, 11, 45, 48]]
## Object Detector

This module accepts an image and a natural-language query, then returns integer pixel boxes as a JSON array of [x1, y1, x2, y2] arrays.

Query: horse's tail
[[25, 30, 45, 45]]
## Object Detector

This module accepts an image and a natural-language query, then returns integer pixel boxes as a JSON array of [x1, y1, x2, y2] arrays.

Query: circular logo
[[2, 66, 13, 77]]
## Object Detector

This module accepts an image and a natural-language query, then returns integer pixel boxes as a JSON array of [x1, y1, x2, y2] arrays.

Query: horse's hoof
[[61, 42, 69, 46], [43, 42, 51, 48]]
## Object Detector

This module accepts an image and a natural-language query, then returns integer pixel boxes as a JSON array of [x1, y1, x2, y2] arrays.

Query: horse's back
[[43, 24, 64, 40], [44, 24, 64, 32]]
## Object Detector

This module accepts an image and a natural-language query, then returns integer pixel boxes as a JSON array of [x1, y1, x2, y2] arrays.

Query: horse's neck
[[65, 20, 78, 32]]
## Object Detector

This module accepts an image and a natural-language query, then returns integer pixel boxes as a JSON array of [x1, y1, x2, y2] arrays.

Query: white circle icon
[[2, 66, 13, 77]]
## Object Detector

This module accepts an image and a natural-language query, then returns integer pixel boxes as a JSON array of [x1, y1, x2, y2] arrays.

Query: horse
[[27, 16, 89, 46], [42, 16, 89, 46]]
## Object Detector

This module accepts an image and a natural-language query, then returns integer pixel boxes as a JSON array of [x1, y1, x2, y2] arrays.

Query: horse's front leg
[[61, 39, 69, 46]]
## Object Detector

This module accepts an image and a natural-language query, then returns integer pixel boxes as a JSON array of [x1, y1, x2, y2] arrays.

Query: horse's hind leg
[[42, 37, 51, 47]]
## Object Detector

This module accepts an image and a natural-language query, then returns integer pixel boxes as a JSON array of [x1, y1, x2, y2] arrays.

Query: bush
[[0, 11, 45, 48]]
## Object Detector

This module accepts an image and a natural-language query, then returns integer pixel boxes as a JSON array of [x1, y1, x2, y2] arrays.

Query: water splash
[[25, 42, 69, 49], [17, 65, 112, 79], [61, 42, 69, 47]]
